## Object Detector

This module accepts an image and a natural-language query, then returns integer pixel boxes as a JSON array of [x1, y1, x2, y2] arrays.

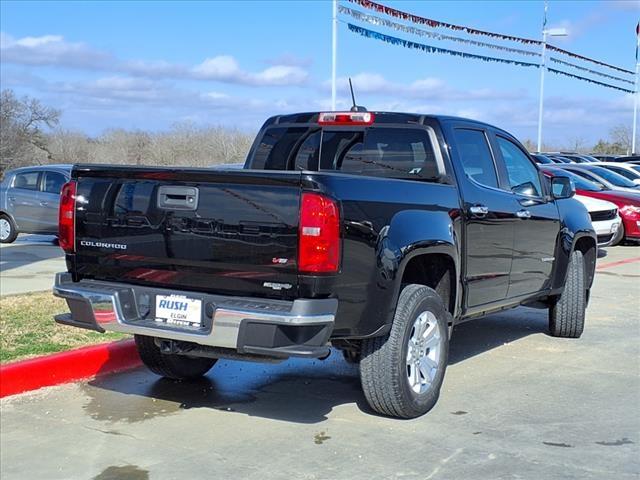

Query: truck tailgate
[[72, 167, 302, 299]]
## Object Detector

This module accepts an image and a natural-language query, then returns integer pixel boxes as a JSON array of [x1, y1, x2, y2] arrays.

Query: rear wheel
[[549, 250, 586, 338], [134, 335, 216, 380], [0, 215, 17, 244], [359, 284, 449, 418]]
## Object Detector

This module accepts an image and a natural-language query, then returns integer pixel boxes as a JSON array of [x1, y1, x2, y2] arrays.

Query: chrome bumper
[[53, 273, 337, 358]]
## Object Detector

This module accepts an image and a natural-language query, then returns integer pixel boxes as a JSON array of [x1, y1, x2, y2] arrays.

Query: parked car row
[[533, 152, 640, 166], [1, 152, 638, 248], [541, 166, 640, 245]]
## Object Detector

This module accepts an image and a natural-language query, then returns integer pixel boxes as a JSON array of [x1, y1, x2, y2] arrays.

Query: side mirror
[[551, 175, 575, 199]]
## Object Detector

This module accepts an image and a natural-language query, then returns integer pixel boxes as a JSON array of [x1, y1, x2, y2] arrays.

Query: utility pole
[[331, 0, 337, 111], [536, 25, 548, 153], [536, 1, 567, 153], [632, 22, 639, 155]]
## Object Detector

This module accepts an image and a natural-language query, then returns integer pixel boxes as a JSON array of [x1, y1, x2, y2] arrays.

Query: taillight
[[299, 193, 340, 273], [58, 180, 76, 253], [318, 111, 374, 125]]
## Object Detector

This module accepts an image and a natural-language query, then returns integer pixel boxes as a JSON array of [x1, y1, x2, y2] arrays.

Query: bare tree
[[566, 136, 588, 153], [0, 89, 60, 171], [609, 124, 632, 155]]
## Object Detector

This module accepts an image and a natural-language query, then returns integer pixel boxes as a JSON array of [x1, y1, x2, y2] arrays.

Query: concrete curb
[[0, 339, 141, 398]]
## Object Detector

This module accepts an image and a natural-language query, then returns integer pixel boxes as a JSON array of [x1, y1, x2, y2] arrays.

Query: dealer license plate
[[155, 294, 202, 327]]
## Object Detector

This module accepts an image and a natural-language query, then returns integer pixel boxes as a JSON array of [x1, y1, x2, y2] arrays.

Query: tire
[[359, 284, 450, 419], [610, 223, 625, 247], [0, 214, 18, 244], [134, 335, 216, 380], [549, 250, 586, 338]]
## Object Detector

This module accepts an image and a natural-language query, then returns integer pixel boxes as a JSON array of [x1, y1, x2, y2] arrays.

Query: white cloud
[[11, 35, 64, 48], [0, 32, 113, 69], [192, 56, 308, 86], [192, 55, 242, 79], [1, 32, 309, 87], [324, 72, 522, 102]]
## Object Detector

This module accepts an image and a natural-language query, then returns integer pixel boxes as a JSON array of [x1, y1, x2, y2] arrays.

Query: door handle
[[8, 196, 16, 202], [469, 205, 489, 218], [516, 209, 532, 219], [40, 201, 49, 206]]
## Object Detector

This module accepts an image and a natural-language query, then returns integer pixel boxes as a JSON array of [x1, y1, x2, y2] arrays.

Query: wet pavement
[[0, 234, 64, 295], [1, 245, 639, 480]]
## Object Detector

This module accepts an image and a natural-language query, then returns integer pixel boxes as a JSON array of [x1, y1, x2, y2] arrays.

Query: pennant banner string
[[346, 0, 541, 45], [346, 0, 634, 75], [346, 24, 541, 68], [547, 68, 635, 94], [339, 5, 540, 57], [347, 23, 634, 95], [545, 45, 633, 75], [549, 57, 634, 85]]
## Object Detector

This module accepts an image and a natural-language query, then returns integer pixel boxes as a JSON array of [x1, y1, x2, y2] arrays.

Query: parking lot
[[0, 243, 637, 480], [0, 235, 64, 296]]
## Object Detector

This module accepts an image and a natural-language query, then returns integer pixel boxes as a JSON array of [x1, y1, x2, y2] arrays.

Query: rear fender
[[379, 210, 461, 323]]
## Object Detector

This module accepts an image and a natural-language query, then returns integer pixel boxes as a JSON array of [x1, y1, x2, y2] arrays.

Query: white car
[[595, 162, 640, 186], [575, 195, 621, 247]]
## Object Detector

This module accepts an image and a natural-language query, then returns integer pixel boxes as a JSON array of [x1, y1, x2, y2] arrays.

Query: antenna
[[348, 78, 367, 112], [349, 78, 357, 111]]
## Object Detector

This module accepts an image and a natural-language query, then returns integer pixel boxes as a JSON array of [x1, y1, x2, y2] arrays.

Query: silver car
[[0, 165, 71, 243]]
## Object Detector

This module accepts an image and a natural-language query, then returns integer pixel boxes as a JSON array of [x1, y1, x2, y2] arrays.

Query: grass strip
[[0, 291, 125, 363]]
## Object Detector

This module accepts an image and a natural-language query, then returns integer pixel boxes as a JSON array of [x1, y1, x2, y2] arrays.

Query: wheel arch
[[573, 234, 597, 289], [393, 246, 460, 323], [550, 231, 597, 293]]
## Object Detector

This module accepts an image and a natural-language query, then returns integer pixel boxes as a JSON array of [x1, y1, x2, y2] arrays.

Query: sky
[[1, 0, 639, 147]]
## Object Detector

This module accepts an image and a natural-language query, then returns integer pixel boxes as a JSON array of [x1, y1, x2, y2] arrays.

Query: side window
[[43, 172, 67, 194], [452, 129, 498, 188], [496, 136, 542, 197], [12, 172, 40, 191]]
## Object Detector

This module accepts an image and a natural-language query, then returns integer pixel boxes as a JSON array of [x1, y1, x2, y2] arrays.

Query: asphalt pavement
[[1, 245, 639, 480], [0, 234, 65, 296]]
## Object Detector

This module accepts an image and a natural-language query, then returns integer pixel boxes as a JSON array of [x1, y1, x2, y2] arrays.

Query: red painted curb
[[0, 339, 141, 398], [596, 257, 640, 271]]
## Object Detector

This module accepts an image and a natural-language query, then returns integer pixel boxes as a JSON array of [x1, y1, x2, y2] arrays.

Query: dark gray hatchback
[[0, 164, 72, 243]]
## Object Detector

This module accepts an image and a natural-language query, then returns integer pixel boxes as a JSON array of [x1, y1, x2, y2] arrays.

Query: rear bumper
[[53, 273, 337, 359]]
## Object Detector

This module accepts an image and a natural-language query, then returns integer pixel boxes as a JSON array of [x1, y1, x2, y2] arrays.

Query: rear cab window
[[247, 124, 442, 180]]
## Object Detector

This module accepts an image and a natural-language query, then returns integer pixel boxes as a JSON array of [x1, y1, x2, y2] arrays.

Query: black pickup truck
[[54, 111, 596, 418]]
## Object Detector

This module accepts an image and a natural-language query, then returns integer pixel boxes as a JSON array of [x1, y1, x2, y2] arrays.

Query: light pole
[[633, 60, 638, 155], [536, 26, 568, 153], [331, 0, 337, 111], [632, 25, 639, 155]]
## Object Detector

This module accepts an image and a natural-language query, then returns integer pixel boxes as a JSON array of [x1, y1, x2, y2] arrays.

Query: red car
[[542, 167, 640, 244]]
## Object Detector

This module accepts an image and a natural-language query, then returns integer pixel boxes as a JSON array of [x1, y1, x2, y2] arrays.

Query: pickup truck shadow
[[449, 307, 548, 364], [0, 237, 63, 273], [84, 307, 547, 424]]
